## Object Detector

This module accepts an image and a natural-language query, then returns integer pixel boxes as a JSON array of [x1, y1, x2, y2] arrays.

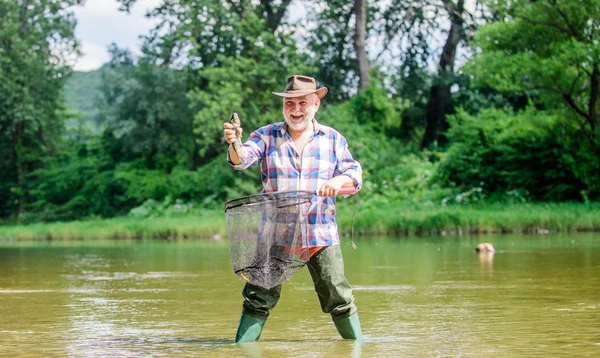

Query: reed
[[1, 202, 600, 241], [337, 202, 600, 237], [0, 211, 226, 241]]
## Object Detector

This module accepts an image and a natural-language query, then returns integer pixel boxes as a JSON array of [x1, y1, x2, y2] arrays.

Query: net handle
[[314, 183, 356, 196], [337, 185, 357, 195]]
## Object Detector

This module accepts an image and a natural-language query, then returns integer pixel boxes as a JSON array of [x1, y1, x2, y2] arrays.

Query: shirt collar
[[279, 118, 324, 137]]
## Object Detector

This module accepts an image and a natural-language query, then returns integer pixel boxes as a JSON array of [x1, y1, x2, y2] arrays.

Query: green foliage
[[131, 1, 314, 163], [113, 157, 262, 208], [468, 0, 600, 141], [461, 0, 600, 201], [319, 94, 446, 207], [63, 68, 104, 123], [317, 98, 388, 175], [339, 201, 600, 236], [451, 74, 528, 115], [349, 78, 406, 134], [115, 163, 171, 203], [25, 136, 262, 222], [96, 45, 197, 170], [142, 0, 260, 68], [6, 201, 600, 240], [26, 141, 129, 222], [304, 0, 360, 101], [437, 107, 591, 201], [189, 44, 312, 161], [193, 157, 262, 205], [0, 0, 82, 220], [128, 197, 194, 218], [3, 0, 600, 226], [0, 212, 229, 240]]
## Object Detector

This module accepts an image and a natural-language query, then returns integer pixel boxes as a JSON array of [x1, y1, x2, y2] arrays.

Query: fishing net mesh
[[225, 191, 314, 289]]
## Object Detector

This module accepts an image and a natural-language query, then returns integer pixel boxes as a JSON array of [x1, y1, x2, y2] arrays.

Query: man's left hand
[[318, 176, 353, 197]]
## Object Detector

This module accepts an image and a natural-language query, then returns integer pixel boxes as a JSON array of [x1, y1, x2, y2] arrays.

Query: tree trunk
[[589, 66, 598, 132], [421, 84, 452, 149], [354, 0, 370, 91], [420, 0, 464, 149], [13, 0, 31, 219], [260, 0, 292, 33], [12, 119, 24, 219]]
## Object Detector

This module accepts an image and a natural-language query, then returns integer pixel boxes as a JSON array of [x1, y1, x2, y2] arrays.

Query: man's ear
[[314, 96, 321, 110]]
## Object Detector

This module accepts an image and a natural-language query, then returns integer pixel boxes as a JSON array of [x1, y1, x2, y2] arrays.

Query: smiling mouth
[[290, 114, 304, 121]]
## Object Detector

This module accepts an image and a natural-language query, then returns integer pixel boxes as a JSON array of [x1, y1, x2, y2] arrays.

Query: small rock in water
[[475, 242, 495, 253]]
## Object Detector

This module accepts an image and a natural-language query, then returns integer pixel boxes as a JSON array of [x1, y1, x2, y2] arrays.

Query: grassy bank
[[340, 202, 600, 236], [0, 210, 227, 241], [1, 202, 600, 241]]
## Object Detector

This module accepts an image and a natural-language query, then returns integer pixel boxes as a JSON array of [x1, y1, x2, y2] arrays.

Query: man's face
[[282, 94, 320, 132]]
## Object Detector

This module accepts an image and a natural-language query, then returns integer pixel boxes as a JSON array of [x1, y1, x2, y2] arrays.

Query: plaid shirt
[[228, 119, 363, 247]]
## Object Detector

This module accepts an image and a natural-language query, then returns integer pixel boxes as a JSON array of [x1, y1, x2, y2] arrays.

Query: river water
[[0, 234, 599, 357]]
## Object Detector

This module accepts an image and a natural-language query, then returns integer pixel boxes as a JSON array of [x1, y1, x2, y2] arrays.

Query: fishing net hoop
[[225, 190, 315, 289], [225, 189, 359, 289]]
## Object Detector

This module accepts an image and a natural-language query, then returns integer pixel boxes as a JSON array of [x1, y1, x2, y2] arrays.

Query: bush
[[436, 107, 590, 201], [320, 93, 449, 207], [26, 141, 131, 222]]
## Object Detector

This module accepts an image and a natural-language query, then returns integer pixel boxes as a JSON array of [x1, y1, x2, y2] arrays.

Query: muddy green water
[[0, 234, 599, 357]]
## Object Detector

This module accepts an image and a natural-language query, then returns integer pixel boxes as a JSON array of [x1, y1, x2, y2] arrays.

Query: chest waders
[[234, 245, 363, 343], [235, 314, 266, 343]]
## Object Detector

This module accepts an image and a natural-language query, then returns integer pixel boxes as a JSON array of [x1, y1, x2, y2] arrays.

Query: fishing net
[[225, 190, 314, 289]]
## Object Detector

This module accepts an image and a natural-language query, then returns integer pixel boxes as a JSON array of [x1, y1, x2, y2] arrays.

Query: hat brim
[[272, 87, 328, 99]]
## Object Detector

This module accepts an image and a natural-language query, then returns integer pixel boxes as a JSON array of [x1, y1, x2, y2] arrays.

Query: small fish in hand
[[229, 112, 246, 161]]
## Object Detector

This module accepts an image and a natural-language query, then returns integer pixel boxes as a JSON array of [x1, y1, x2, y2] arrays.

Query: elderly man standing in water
[[223, 75, 363, 342]]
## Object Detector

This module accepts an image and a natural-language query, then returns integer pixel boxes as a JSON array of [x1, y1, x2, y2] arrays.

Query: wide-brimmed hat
[[272, 75, 328, 99]]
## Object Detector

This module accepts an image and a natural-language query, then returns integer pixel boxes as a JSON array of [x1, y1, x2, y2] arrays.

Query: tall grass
[[1, 202, 600, 241], [0, 210, 226, 241], [337, 202, 600, 237]]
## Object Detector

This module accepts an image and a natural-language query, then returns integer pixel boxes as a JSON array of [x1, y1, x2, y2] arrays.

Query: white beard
[[284, 106, 316, 132]]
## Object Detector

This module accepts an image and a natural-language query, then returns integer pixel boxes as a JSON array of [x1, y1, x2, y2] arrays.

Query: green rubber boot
[[334, 313, 363, 340], [235, 314, 266, 343]]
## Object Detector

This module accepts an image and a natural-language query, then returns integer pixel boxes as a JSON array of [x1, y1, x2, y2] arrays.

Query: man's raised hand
[[223, 122, 243, 144]]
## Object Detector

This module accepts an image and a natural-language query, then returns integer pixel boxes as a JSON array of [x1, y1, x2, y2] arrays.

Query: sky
[[71, 1, 314, 72], [72, 0, 161, 71], [70, 1, 463, 73]]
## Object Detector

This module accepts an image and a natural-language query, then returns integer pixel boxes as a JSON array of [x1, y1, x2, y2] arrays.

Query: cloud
[[73, 41, 111, 71], [72, 0, 160, 71]]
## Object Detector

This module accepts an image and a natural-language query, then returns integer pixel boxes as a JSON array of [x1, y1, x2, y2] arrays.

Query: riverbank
[[1, 202, 599, 241], [343, 202, 600, 236], [0, 211, 227, 241]]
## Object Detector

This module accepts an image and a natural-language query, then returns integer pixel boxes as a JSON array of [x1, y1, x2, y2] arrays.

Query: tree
[[301, 0, 376, 100], [0, 0, 81, 220], [259, 0, 293, 32], [465, 0, 600, 197], [96, 45, 198, 170], [469, 0, 599, 139], [300, 0, 353, 101], [376, 1, 487, 146], [420, 0, 466, 149], [354, 0, 370, 90], [115, 0, 310, 162]]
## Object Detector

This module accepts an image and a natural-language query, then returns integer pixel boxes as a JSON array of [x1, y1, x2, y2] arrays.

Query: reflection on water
[[477, 251, 495, 264], [0, 234, 599, 357]]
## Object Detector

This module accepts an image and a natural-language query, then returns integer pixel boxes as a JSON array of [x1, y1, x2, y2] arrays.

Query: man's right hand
[[223, 122, 243, 144]]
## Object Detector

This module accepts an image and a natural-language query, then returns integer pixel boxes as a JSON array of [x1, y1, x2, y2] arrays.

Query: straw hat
[[272, 75, 328, 99]]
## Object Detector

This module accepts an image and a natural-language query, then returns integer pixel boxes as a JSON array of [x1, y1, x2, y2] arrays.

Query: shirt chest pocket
[[316, 161, 335, 180], [311, 150, 336, 180], [266, 144, 298, 170]]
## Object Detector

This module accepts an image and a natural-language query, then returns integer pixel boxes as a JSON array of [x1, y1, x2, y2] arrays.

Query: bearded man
[[223, 75, 363, 342]]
